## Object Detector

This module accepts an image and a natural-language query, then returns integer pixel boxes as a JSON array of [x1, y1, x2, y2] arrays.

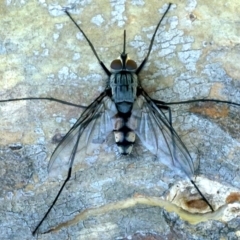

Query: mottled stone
[[0, 0, 240, 239]]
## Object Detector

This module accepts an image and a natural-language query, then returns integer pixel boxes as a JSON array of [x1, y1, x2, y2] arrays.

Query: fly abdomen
[[113, 116, 136, 155], [114, 128, 136, 155]]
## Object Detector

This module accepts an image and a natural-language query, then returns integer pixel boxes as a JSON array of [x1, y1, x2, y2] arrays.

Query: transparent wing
[[128, 91, 194, 178], [48, 91, 118, 178]]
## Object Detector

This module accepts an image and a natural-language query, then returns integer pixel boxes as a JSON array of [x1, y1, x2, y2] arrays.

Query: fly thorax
[[110, 72, 138, 113], [113, 116, 136, 155]]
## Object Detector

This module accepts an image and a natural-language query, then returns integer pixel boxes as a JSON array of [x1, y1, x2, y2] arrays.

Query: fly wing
[[48, 92, 117, 178], [128, 91, 194, 178]]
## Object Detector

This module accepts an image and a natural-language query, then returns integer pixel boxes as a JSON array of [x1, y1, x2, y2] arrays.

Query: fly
[[0, 3, 239, 235]]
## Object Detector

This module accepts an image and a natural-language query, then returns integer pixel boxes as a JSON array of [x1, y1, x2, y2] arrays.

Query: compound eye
[[110, 59, 122, 70], [126, 59, 137, 71]]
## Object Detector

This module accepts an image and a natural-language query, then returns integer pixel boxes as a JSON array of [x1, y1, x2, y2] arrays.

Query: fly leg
[[154, 100, 214, 212]]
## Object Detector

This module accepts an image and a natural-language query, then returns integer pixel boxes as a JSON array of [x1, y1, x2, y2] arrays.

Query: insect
[[1, 2, 239, 236]]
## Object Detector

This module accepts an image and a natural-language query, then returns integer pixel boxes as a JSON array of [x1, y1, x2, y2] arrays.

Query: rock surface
[[0, 0, 240, 239]]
